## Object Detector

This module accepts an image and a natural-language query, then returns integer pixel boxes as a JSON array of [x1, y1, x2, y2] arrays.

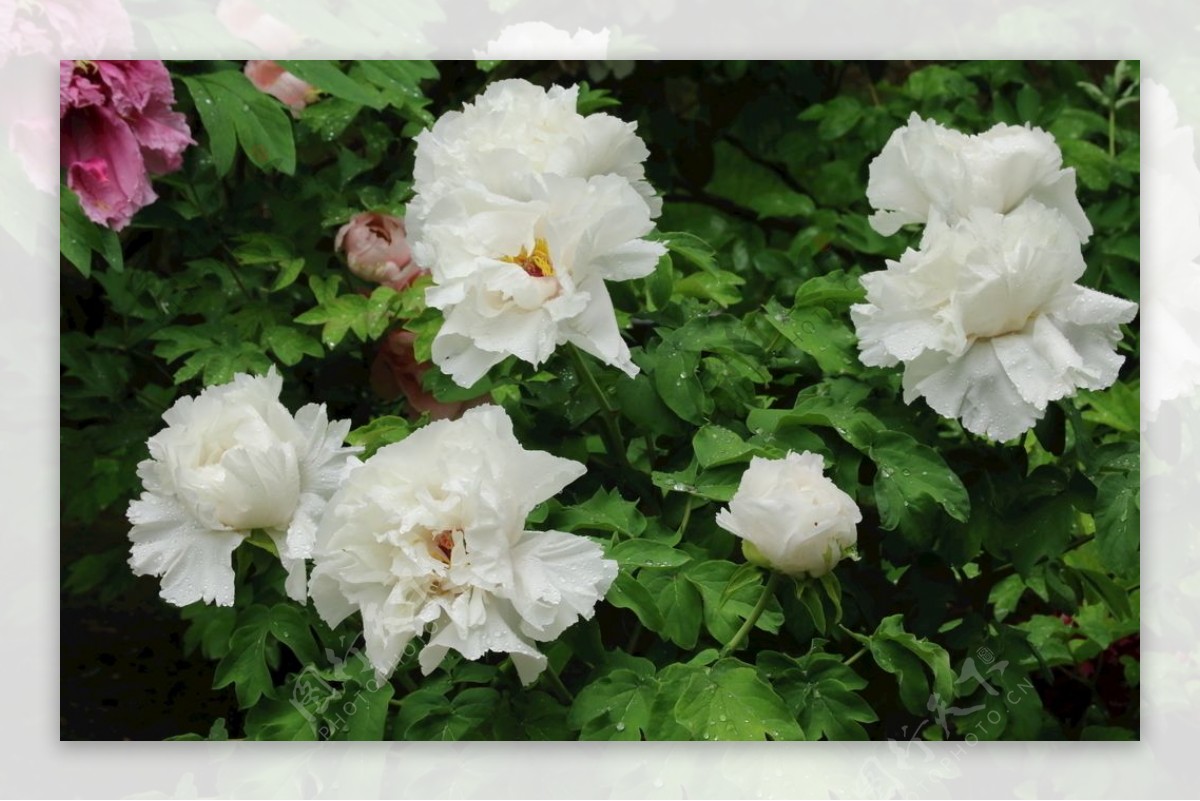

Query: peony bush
[[61, 60, 1141, 742]]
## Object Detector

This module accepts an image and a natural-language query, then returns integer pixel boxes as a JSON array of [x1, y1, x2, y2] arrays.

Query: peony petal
[[127, 493, 244, 607], [506, 529, 617, 640], [904, 343, 1042, 442]]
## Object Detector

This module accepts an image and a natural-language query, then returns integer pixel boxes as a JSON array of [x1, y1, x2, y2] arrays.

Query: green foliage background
[[61, 60, 1140, 741]]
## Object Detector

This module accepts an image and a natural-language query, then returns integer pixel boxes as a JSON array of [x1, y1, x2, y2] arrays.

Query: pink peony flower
[[335, 212, 424, 291], [244, 60, 317, 114], [370, 330, 489, 421], [60, 60, 194, 230]]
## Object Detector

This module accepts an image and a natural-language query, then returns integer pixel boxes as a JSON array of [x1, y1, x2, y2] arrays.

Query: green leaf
[[267, 603, 322, 666], [357, 60, 437, 124], [847, 614, 955, 716], [655, 231, 719, 273], [336, 681, 396, 740], [271, 257, 306, 291], [758, 650, 878, 740], [1094, 468, 1139, 576], [671, 659, 803, 740], [792, 270, 866, 309], [609, 540, 692, 570], [747, 381, 884, 451], [183, 70, 296, 175], [693, 425, 761, 469], [277, 60, 385, 109], [763, 298, 858, 374], [262, 325, 323, 366], [212, 604, 321, 708], [1060, 138, 1113, 191], [869, 430, 970, 529], [640, 569, 704, 649], [577, 82, 621, 114], [181, 74, 238, 176], [685, 560, 782, 645], [346, 415, 414, 458], [607, 570, 665, 632], [652, 340, 711, 425], [212, 606, 276, 708], [551, 487, 647, 538], [675, 269, 745, 306], [995, 494, 1075, 577], [394, 687, 498, 740], [244, 698, 319, 741], [60, 187, 123, 276], [706, 141, 815, 220], [568, 659, 657, 740]]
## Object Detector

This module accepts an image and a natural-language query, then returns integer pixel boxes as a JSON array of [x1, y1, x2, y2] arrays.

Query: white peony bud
[[716, 452, 862, 578], [125, 367, 358, 606]]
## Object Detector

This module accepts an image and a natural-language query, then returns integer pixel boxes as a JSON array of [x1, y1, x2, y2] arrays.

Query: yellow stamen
[[501, 237, 555, 278]]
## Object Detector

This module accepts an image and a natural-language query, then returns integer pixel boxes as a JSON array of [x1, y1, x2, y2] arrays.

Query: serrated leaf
[[685, 560, 782, 646], [869, 430, 970, 528], [848, 614, 956, 716], [183, 70, 296, 175], [640, 569, 703, 649], [568, 660, 656, 740], [346, 415, 413, 458], [758, 650, 877, 740], [395, 687, 498, 741], [671, 659, 803, 740], [763, 298, 857, 373], [244, 698, 319, 741], [277, 60, 385, 109], [551, 487, 646, 538]]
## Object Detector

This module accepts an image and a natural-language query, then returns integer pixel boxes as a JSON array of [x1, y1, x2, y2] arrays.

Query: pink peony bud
[[244, 60, 318, 114], [60, 60, 194, 230], [335, 212, 424, 291], [370, 330, 489, 421]]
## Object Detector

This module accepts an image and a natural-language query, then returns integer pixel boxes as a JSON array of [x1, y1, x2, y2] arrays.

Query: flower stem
[[675, 495, 695, 539], [543, 667, 575, 705], [844, 646, 868, 667], [719, 570, 781, 657], [1108, 106, 1116, 158], [566, 343, 632, 472]]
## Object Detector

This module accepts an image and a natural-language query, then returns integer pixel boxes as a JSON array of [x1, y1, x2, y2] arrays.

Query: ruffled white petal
[[507, 529, 617, 641], [854, 198, 1137, 441], [309, 405, 610, 683], [126, 368, 358, 606], [128, 492, 245, 606], [867, 113, 1091, 242]]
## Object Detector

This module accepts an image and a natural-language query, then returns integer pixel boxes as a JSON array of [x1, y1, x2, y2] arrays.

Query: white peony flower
[[867, 112, 1092, 242], [852, 202, 1138, 441], [408, 77, 661, 221], [308, 405, 616, 684], [716, 452, 861, 578], [126, 367, 357, 606], [412, 172, 665, 386]]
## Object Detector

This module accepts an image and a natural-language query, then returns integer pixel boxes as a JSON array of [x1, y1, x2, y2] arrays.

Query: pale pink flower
[[370, 330, 488, 421], [335, 212, 424, 291], [244, 60, 317, 114]]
